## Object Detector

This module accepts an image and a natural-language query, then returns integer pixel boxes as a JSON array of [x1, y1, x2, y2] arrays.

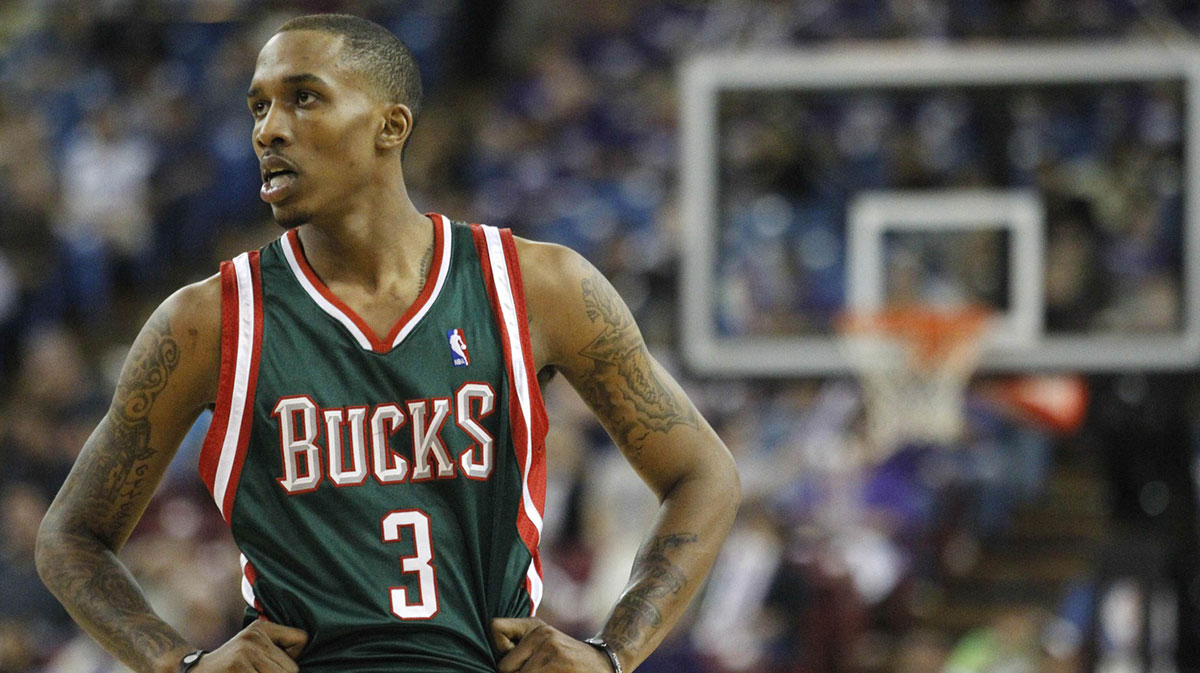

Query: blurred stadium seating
[[3, 1, 1200, 672]]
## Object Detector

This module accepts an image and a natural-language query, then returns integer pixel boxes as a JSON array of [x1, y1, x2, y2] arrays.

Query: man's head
[[248, 14, 423, 228], [275, 14, 423, 119]]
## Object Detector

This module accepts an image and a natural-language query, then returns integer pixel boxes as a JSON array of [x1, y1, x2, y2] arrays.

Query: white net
[[839, 307, 992, 462]]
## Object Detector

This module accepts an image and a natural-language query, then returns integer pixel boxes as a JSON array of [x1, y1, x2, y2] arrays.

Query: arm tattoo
[[40, 311, 189, 670], [82, 310, 181, 541], [576, 270, 697, 455], [43, 532, 191, 664], [105, 311, 180, 537], [601, 533, 700, 656]]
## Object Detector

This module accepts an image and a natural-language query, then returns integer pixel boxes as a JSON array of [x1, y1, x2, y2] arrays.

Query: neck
[[295, 191, 432, 293]]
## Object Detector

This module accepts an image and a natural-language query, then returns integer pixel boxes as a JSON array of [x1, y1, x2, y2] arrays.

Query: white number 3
[[381, 509, 439, 619]]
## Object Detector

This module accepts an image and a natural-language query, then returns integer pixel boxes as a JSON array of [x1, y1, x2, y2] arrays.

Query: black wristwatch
[[583, 638, 623, 673], [179, 650, 207, 673]]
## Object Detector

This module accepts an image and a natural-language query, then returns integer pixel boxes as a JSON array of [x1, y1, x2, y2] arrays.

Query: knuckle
[[229, 631, 251, 647], [535, 649, 558, 669], [550, 636, 572, 654], [248, 630, 271, 647]]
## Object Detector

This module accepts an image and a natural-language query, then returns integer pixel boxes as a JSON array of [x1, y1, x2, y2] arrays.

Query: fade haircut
[[276, 13, 423, 120]]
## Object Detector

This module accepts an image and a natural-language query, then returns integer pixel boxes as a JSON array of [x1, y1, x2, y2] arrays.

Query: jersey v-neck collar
[[279, 213, 452, 354]]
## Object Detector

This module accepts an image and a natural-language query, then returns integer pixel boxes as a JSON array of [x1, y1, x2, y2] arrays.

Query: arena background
[[3, 1, 1200, 672]]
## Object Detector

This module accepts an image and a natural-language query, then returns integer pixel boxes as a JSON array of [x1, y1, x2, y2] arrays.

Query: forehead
[[251, 30, 352, 87]]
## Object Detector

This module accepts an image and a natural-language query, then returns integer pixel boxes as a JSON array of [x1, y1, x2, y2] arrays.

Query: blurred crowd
[[717, 82, 1186, 338], [3, 1, 1200, 672]]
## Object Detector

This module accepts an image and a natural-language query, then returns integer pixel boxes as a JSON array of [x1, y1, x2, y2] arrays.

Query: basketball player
[[36, 13, 739, 673]]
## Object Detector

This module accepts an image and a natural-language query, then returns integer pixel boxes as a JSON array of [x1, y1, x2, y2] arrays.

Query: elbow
[[35, 515, 63, 588], [34, 508, 76, 578], [716, 450, 741, 524], [676, 448, 741, 528], [696, 444, 741, 534], [34, 509, 91, 590]]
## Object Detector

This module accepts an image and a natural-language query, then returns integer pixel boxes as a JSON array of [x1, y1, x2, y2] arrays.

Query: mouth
[[260, 157, 300, 204]]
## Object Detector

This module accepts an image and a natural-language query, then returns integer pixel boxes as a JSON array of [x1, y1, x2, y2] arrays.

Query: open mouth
[[260, 153, 301, 204], [260, 169, 298, 203], [264, 169, 297, 188]]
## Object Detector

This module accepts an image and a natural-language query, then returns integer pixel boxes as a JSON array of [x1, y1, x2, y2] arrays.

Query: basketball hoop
[[837, 306, 993, 463]]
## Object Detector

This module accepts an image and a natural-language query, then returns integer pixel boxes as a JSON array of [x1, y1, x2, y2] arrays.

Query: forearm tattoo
[[43, 534, 191, 666], [576, 269, 697, 456], [601, 533, 700, 657], [40, 311, 188, 670]]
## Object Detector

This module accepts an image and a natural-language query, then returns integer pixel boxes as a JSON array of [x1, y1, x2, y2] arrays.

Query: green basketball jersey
[[199, 215, 548, 672]]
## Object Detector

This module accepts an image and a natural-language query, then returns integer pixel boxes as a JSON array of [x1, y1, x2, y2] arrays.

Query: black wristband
[[179, 650, 206, 673], [583, 638, 623, 673]]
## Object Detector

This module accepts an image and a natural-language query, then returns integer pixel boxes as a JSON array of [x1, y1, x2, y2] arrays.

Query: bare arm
[[496, 241, 740, 672], [36, 278, 222, 673]]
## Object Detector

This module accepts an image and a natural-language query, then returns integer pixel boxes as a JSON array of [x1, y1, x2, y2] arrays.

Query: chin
[[272, 206, 310, 230]]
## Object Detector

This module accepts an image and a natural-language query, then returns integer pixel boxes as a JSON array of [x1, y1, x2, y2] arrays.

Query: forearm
[[36, 528, 193, 673], [596, 467, 739, 671]]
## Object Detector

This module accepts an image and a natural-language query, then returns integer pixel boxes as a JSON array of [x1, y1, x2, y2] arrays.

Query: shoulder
[[511, 237, 584, 370], [511, 236, 590, 292], [510, 236, 637, 371], [511, 236, 601, 328], [159, 273, 222, 341]]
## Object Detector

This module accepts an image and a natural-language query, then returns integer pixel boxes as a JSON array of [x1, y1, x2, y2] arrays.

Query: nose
[[254, 102, 291, 149]]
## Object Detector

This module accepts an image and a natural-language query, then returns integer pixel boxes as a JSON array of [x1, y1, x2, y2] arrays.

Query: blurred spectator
[[691, 503, 785, 672], [56, 101, 157, 320], [0, 485, 71, 671], [1, 326, 105, 498], [0, 99, 59, 372], [894, 628, 952, 673]]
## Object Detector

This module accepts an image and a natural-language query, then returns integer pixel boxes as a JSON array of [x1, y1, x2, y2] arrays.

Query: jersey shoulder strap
[[468, 223, 549, 612], [198, 250, 264, 522]]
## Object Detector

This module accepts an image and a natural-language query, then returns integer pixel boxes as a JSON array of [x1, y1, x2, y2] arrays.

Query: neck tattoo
[[415, 240, 433, 293]]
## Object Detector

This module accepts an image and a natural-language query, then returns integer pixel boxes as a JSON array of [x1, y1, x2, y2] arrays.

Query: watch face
[[183, 653, 200, 664]]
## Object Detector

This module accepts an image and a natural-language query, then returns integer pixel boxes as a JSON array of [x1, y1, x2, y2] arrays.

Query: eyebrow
[[247, 73, 328, 99]]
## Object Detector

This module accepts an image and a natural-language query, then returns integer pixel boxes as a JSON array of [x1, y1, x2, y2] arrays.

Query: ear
[[377, 103, 413, 151]]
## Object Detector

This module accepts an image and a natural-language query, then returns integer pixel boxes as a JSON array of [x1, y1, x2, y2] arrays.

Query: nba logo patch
[[447, 328, 470, 367]]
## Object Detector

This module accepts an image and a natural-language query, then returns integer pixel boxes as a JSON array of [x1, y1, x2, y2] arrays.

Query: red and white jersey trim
[[239, 553, 263, 613], [471, 224, 549, 615], [199, 251, 263, 523], [279, 213, 453, 354]]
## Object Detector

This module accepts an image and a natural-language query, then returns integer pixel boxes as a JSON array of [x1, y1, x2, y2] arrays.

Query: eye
[[297, 91, 315, 105], [251, 100, 268, 117]]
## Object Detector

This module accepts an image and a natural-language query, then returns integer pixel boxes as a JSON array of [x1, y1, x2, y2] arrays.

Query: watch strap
[[583, 638, 623, 673]]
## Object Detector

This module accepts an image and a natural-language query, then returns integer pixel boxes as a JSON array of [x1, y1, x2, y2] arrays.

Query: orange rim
[[837, 305, 992, 367]]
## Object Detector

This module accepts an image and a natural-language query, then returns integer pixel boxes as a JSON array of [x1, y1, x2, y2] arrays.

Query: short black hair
[[277, 13, 423, 120]]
